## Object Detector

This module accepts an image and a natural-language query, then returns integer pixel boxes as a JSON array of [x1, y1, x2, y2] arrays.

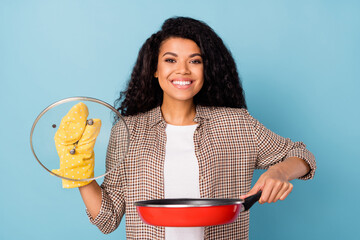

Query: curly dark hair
[[115, 16, 247, 116]]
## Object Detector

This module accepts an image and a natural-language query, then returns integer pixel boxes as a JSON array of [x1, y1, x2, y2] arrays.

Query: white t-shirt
[[164, 124, 204, 240]]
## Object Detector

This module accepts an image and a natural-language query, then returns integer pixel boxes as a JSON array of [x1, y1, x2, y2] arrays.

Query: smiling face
[[155, 37, 204, 106]]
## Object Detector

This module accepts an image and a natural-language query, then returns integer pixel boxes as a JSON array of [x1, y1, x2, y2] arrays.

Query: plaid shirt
[[87, 106, 316, 239]]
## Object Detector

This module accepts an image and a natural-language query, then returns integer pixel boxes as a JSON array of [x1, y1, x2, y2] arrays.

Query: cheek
[[196, 68, 204, 86], [155, 66, 165, 81], [157, 75, 169, 93], [196, 65, 204, 77], [196, 80, 204, 93], [157, 62, 172, 75]]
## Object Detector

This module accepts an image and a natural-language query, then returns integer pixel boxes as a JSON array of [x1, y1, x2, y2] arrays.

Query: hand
[[240, 167, 293, 204], [52, 102, 101, 188]]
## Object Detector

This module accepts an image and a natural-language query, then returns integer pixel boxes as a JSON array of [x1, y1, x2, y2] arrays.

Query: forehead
[[159, 37, 201, 54]]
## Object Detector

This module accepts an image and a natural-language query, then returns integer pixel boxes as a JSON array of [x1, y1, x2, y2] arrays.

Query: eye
[[165, 58, 176, 63], [190, 59, 202, 64]]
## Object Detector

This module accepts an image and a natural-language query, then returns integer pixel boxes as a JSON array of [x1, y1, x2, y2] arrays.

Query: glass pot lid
[[30, 97, 129, 182]]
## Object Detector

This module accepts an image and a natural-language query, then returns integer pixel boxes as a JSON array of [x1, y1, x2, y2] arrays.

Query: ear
[[154, 71, 158, 78]]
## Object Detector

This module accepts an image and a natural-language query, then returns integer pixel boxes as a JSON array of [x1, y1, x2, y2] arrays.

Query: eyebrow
[[162, 52, 202, 58]]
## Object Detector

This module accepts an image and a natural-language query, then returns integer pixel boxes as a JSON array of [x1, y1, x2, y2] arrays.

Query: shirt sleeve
[[85, 122, 127, 234], [244, 109, 316, 180]]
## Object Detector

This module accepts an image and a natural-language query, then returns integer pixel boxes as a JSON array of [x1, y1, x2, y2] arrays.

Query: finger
[[280, 183, 293, 201], [267, 181, 284, 203], [274, 182, 291, 201], [260, 179, 276, 203], [55, 102, 89, 144]]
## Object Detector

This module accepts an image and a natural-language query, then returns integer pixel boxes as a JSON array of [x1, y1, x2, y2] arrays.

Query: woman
[[78, 17, 316, 239]]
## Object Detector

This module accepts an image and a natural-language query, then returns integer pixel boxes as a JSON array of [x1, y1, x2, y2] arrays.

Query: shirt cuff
[[286, 145, 316, 180], [85, 187, 112, 226]]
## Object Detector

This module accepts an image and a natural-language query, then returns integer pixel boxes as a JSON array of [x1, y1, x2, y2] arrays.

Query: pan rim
[[134, 198, 244, 208]]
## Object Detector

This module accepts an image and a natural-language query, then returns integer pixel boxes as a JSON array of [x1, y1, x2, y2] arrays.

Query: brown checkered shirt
[[87, 106, 316, 239]]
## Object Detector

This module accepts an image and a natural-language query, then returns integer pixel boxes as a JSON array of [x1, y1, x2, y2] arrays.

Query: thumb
[[76, 119, 101, 153], [240, 181, 263, 200], [55, 102, 89, 145], [77, 119, 102, 149]]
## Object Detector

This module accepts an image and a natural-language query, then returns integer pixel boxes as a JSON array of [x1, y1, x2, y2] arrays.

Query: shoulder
[[122, 111, 149, 127], [198, 106, 259, 141], [201, 106, 255, 124], [113, 107, 160, 134]]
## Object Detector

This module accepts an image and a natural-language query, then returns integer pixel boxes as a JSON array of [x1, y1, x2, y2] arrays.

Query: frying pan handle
[[243, 191, 262, 211]]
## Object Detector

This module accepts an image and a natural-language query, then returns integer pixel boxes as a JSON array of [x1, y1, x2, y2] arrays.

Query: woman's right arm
[[79, 121, 128, 234], [81, 169, 126, 234], [79, 180, 102, 219]]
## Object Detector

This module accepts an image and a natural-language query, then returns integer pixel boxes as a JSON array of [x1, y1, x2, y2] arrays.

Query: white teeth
[[172, 81, 191, 86]]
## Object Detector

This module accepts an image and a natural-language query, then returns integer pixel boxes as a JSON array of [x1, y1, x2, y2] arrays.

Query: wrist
[[269, 157, 310, 181], [268, 163, 291, 181], [79, 180, 95, 189]]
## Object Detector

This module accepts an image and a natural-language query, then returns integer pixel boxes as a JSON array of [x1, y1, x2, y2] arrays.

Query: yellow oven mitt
[[52, 102, 101, 188]]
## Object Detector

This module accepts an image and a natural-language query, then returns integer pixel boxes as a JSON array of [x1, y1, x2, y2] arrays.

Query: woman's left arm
[[240, 156, 310, 203], [239, 109, 316, 203]]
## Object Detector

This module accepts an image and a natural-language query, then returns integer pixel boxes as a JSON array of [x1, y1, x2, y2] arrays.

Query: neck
[[161, 99, 196, 126]]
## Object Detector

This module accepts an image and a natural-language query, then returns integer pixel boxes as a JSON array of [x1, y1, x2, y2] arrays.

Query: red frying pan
[[134, 191, 262, 227]]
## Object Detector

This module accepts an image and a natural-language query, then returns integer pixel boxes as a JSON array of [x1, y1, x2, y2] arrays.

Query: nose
[[176, 60, 191, 75]]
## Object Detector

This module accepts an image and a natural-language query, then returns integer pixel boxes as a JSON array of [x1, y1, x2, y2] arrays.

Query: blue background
[[1, 0, 359, 239]]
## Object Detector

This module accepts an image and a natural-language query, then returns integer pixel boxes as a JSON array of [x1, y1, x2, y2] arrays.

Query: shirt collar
[[148, 106, 164, 128], [194, 105, 212, 123], [149, 105, 212, 128]]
